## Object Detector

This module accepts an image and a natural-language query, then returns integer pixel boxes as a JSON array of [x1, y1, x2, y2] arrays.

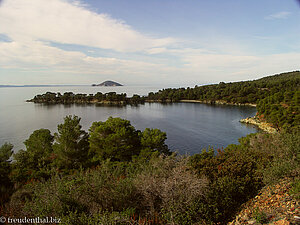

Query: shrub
[[189, 134, 274, 223], [0, 143, 14, 205], [9, 162, 139, 218], [7, 155, 208, 224], [134, 155, 208, 224], [289, 178, 300, 200], [253, 208, 268, 224], [262, 129, 300, 185], [60, 209, 135, 225]]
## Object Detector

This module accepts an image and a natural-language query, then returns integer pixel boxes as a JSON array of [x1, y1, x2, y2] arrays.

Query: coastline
[[29, 96, 276, 133], [27, 99, 128, 105], [178, 100, 276, 133], [239, 116, 277, 133], [179, 99, 257, 107]]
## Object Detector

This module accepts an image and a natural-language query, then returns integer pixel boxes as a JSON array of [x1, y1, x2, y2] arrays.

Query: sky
[[0, 0, 299, 86]]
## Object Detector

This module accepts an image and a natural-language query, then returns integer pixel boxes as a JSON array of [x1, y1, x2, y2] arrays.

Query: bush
[[188, 130, 300, 224], [262, 129, 300, 185], [9, 163, 139, 218], [0, 143, 14, 205], [134, 155, 208, 224], [190, 134, 275, 223], [254, 208, 268, 224], [7, 155, 208, 224], [289, 179, 300, 200], [60, 209, 135, 225]]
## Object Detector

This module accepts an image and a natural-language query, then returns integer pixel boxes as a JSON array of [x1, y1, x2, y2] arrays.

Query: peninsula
[[27, 71, 299, 131]]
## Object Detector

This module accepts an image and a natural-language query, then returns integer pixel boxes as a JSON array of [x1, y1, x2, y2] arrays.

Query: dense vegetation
[[256, 89, 299, 129], [1, 71, 299, 224], [147, 71, 300, 129], [0, 115, 299, 224], [28, 91, 145, 105], [8, 116, 170, 182], [29, 71, 300, 129], [147, 71, 299, 104]]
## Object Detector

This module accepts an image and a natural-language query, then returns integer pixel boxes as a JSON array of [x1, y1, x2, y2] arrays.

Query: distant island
[[92, 80, 123, 87]]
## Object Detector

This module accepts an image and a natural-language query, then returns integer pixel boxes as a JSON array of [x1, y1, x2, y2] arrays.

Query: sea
[[0, 85, 258, 155]]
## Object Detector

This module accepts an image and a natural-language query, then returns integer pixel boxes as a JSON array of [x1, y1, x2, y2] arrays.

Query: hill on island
[[92, 80, 123, 86]]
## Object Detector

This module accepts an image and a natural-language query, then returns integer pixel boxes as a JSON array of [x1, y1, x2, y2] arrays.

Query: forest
[[28, 91, 145, 105], [147, 71, 299, 129], [147, 71, 299, 104]]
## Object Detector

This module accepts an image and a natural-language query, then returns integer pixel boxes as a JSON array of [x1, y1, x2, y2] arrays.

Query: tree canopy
[[53, 115, 89, 171]]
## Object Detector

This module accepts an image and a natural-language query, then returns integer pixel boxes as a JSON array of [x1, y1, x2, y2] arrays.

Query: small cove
[[0, 86, 258, 154]]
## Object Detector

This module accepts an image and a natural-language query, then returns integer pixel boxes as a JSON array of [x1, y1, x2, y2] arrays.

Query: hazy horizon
[[1, 70, 298, 88]]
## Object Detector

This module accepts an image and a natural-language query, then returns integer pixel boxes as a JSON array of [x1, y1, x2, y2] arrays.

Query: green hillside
[[147, 71, 300, 129]]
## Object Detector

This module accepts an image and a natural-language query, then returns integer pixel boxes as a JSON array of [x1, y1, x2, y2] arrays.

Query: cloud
[[0, 39, 162, 73], [177, 52, 300, 82], [0, 0, 298, 86], [0, 0, 174, 52], [265, 11, 291, 20], [1, 35, 299, 85], [0, 38, 173, 86], [0, 0, 177, 84]]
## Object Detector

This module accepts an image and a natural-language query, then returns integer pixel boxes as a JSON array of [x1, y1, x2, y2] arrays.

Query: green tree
[[140, 128, 170, 155], [0, 143, 13, 204], [53, 115, 89, 171], [89, 117, 141, 162], [12, 129, 54, 182]]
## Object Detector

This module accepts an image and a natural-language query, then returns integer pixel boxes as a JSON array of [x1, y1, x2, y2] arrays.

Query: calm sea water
[[0, 86, 258, 154]]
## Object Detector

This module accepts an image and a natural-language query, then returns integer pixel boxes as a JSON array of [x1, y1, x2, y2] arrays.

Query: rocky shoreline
[[178, 100, 278, 134], [179, 99, 257, 107], [240, 116, 277, 134], [145, 99, 257, 107]]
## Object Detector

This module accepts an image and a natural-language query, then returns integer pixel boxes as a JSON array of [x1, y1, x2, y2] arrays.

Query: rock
[[239, 116, 277, 133], [248, 219, 256, 224], [242, 215, 250, 221], [274, 219, 290, 225]]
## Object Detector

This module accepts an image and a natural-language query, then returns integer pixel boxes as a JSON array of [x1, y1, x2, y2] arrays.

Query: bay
[[0, 85, 258, 154]]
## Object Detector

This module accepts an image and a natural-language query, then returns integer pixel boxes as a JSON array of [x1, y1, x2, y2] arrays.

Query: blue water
[[0, 86, 258, 154]]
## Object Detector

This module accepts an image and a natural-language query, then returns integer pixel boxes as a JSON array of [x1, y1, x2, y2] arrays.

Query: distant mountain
[[92, 81, 123, 87]]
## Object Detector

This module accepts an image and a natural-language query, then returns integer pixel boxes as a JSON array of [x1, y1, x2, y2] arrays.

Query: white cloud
[[0, 39, 162, 73], [0, 38, 171, 86], [1, 36, 299, 85], [265, 11, 291, 20], [146, 47, 168, 55], [177, 52, 300, 82], [0, 0, 298, 86], [0, 0, 174, 52], [0, 0, 177, 84]]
